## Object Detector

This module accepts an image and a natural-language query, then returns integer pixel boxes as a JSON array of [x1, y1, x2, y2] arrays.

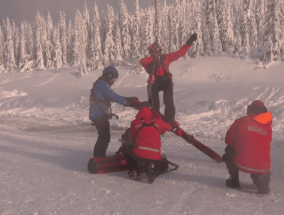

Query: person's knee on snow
[[251, 173, 271, 194]]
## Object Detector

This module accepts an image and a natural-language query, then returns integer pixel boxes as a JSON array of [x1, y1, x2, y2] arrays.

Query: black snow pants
[[92, 118, 111, 157], [223, 146, 270, 190], [148, 76, 175, 122], [121, 144, 168, 177]]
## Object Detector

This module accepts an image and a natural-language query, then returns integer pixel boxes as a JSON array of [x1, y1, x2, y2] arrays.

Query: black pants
[[223, 146, 270, 189], [121, 144, 168, 177], [148, 76, 175, 122], [92, 118, 110, 157]]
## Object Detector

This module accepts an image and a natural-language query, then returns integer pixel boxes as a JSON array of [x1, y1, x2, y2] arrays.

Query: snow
[[1, 55, 284, 214]]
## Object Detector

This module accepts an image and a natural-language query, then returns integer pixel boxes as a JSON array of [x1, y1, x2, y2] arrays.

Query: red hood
[[136, 107, 154, 119], [249, 111, 272, 126]]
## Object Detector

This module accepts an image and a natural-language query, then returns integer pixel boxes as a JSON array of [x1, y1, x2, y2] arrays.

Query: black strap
[[135, 118, 159, 136]]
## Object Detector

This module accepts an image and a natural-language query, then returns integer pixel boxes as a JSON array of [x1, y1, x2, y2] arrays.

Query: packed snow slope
[[1, 54, 284, 215]]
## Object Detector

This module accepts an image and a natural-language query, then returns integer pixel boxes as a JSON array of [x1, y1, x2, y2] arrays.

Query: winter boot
[[147, 162, 156, 184], [226, 176, 240, 189]]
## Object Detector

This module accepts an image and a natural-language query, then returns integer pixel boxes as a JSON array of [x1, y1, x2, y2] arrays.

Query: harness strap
[[90, 78, 118, 120], [135, 118, 159, 135]]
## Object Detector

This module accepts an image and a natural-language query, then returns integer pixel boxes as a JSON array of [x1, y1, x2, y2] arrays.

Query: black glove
[[125, 97, 139, 107], [186, 33, 198, 46]]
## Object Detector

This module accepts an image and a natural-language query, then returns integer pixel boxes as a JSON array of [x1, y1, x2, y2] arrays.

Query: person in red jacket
[[140, 34, 197, 123], [223, 100, 272, 195], [121, 101, 173, 183]]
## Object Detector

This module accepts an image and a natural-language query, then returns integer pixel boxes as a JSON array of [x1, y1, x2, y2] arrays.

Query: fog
[[0, 0, 174, 25]]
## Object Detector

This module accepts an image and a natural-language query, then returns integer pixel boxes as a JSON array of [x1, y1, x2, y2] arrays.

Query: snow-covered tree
[[12, 22, 20, 67], [130, 0, 141, 59], [190, 1, 204, 57], [59, 11, 67, 65], [3, 18, 16, 72], [205, 0, 222, 55], [169, 1, 180, 52], [261, 0, 284, 63], [52, 26, 63, 69], [141, 10, 153, 57], [35, 14, 45, 71], [119, 0, 131, 58], [217, 0, 234, 52], [103, 5, 116, 66], [71, 11, 82, 66], [66, 19, 73, 64], [113, 21, 127, 66], [0, 26, 5, 72], [46, 12, 53, 43]]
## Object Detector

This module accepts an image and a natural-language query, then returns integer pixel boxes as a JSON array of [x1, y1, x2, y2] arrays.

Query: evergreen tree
[[52, 26, 63, 68], [72, 10, 82, 66], [103, 5, 116, 66], [113, 21, 127, 66], [66, 19, 73, 64], [46, 12, 53, 43], [83, 1, 91, 64], [119, 0, 131, 58], [209, 0, 222, 54], [191, 1, 204, 57], [141, 10, 153, 57], [59, 11, 67, 65], [91, 3, 103, 69], [130, 0, 141, 59], [241, 0, 251, 57], [261, 0, 283, 62], [0, 26, 5, 72], [35, 14, 45, 71], [3, 18, 16, 72], [12, 21, 20, 67], [217, 0, 234, 52], [201, 1, 212, 56]]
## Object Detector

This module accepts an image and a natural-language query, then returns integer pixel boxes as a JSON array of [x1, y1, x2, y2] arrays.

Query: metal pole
[[154, 0, 158, 43]]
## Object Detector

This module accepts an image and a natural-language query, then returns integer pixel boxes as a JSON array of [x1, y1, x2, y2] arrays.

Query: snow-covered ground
[[1, 55, 284, 215]]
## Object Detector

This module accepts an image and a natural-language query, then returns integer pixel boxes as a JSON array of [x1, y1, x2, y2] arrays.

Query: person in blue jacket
[[89, 66, 138, 157]]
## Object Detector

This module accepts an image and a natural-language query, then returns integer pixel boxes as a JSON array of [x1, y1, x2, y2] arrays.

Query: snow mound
[[0, 88, 27, 99]]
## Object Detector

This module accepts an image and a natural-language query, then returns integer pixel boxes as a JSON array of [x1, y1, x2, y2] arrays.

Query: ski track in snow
[[20, 72, 33, 80], [0, 78, 12, 85], [33, 73, 60, 87], [1, 58, 284, 214]]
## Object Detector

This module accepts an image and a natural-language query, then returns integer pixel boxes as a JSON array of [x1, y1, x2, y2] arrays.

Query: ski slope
[[1, 55, 284, 215]]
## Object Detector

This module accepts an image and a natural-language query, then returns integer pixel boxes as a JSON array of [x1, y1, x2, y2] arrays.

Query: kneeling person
[[223, 100, 272, 195], [121, 102, 173, 183]]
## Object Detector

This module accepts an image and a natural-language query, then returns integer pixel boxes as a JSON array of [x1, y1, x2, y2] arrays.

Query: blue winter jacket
[[89, 77, 126, 120]]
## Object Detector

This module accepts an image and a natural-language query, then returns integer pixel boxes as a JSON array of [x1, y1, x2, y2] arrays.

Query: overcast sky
[[0, 0, 174, 25]]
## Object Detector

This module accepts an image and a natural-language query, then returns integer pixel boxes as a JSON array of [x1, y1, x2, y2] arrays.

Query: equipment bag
[[88, 154, 128, 174]]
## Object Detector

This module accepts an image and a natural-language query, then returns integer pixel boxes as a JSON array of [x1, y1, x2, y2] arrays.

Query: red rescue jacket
[[225, 112, 272, 174], [140, 44, 190, 77], [130, 107, 172, 160]]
